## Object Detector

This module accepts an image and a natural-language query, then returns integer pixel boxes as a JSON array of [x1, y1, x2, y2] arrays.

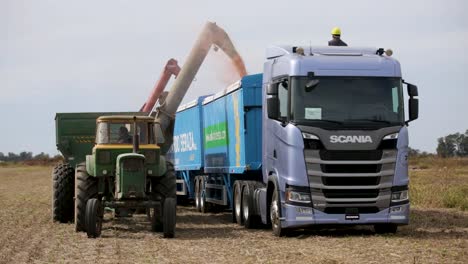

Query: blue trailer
[[169, 46, 419, 236]]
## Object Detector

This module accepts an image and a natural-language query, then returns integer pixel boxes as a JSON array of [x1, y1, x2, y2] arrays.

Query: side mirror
[[153, 123, 165, 144], [407, 83, 418, 97], [408, 98, 419, 122], [266, 84, 278, 95], [267, 97, 279, 119]]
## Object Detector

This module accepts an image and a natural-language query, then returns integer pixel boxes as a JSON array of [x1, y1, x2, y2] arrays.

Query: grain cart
[[52, 21, 246, 238]]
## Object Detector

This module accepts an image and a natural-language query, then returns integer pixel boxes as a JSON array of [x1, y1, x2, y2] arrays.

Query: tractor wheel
[[163, 197, 176, 238], [74, 163, 98, 232], [151, 202, 163, 232], [52, 163, 75, 223], [153, 161, 176, 199], [85, 198, 103, 238]]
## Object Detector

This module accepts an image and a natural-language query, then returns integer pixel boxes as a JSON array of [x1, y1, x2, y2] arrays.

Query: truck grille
[[320, 164, 381, 173], [323, 189, 379, 199], [322, 176, 380, 186], [305, 147, 397, 213]]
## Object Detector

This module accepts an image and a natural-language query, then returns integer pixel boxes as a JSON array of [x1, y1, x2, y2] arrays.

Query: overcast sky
[[1, 0, 467, 155]]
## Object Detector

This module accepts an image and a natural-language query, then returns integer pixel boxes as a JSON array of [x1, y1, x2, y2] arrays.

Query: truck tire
[[234, 181, 243, 225], [74, 163, 98, 232], [52, 163, 75, 223], [163, 197, 176, 238], [195, 176, 201, 212], [231, 181, 240, 223], [242, 181, 260, 229], [374, 224, 398, 234], [85, 198, 103, 238], [271, 185, 288, 237], [199, 176, 210, 213]]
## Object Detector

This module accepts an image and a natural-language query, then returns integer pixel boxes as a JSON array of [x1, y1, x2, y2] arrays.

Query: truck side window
[[278, 82, 288, 121]]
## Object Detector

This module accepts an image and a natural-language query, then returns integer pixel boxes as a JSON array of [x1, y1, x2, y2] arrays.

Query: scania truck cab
[[262, 46, 418, 235]]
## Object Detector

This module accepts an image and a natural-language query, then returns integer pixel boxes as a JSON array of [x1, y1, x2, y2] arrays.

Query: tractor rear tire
[[52, 163, 75, 223], [151, 202, 163, 232], [85, 198, 103, 238], [153, 162, 176, 199], [74, 163, 98, 232], [163, 197, 176, 238]]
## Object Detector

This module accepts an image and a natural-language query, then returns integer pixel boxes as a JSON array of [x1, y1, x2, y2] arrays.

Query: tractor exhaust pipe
[[132, 116, 139, 153]]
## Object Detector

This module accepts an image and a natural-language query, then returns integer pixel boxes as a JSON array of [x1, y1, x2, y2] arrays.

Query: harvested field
[[0, 163, 467, 264]]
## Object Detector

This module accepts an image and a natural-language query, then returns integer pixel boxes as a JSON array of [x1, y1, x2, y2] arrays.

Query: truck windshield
[[290, 77, 404, 128], [96, 122, 153, 144]]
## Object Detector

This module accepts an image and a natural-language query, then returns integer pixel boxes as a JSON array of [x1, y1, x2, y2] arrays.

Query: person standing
[[328, 27, 348, 46]]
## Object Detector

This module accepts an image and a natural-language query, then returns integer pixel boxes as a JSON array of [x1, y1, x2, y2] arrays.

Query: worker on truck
[[328, 27, 348, 46]]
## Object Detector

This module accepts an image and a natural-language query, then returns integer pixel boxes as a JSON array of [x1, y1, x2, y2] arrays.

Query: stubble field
[[0, 159, 467, 263]]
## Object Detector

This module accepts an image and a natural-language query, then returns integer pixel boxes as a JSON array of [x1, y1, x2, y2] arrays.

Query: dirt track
[[0, 166, 467, 263]]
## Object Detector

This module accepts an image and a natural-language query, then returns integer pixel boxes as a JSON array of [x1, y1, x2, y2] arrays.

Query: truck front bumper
[[280, 203, 410, 229]]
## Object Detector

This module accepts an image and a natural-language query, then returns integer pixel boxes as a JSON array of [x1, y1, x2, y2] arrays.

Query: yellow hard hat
[[331, 27, 341, 35]]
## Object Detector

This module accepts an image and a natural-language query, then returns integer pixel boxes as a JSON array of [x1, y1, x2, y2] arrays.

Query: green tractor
[[52, 113, 176, 238]]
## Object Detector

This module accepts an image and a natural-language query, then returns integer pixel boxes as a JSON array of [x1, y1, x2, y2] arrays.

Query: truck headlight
[[383, 132, 398, 140], [286, 190, 311, 204], [302, 132, 319, 140], [97, 150, 111, 164], [391, 190, 409, 203]]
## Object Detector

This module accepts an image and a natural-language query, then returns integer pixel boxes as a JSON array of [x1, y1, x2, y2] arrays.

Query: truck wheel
[[85, 198, 103, 238], [151, 202, 163, 232], [242, 182, 259, 229], [374, 224, 398, 234], [74, 163, 98, 232], [271, 187, 287, 237], [52, 163, 75, 223], [231, 181, 240, 223], [195, 176, 201, 212], [234, 181, 243, 225], [163, 197, 176, 238]]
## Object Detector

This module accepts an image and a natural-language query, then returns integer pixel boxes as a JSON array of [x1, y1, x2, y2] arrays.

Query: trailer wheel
[[52, 163, 75, 223], [242, 182, 260, 229], [271, 187, 288, 237], [374, 224, 398, 234], [163, 197, 176, 238], [234, 181, 243, 225], [231, 181, 240, 223], [195, 176, 201, 212], [85, 198, 103, 238], [74, 163, 98, 232]]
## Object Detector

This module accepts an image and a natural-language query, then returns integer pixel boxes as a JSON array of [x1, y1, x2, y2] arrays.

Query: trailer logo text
[[173, 132, 197, 153], [330, 135, 373, 143]]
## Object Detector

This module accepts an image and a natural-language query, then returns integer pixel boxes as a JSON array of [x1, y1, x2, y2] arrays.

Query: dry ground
[[0, 165, 467, 264]]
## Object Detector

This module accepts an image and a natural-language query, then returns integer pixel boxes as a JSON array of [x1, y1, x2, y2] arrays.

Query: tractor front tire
[[52, 163, 75, 223], [163, 197, 176, 238], [74, 163, 98, 232], [85, 198, 103, 238]]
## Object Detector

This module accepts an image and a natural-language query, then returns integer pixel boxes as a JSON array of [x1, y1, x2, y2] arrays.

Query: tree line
[[436, 130, 468, 158], [0, 152, 62, 163]]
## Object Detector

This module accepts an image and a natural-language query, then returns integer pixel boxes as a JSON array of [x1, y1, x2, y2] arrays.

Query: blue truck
[[167, 46, 419, 236]]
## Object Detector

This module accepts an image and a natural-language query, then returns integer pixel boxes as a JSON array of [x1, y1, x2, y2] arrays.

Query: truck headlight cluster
[[302, 132, 319, 140], [391, 190, 409, 203], [383, 132, 398, 140], [286, 189, 311, 204]]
